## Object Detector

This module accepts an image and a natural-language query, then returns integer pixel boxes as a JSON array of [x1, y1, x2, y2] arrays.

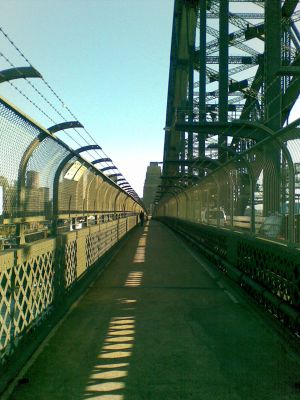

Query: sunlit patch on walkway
[[85, 382, 125, 392], [118, 299, 136, 304], [84, 394, 123, 400], [90, 371, 128, 379], [124, 271, 143, 287], [133, 224, 149, 263], [84, 300, 136, 399]]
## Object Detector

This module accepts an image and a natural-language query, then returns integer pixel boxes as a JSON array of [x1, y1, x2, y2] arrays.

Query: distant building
[[142, 162, 161, 214], [25, 171, 50, 214], [26, 170, 39, 188]]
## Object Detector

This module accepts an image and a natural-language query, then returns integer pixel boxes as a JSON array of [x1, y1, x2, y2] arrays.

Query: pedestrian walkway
[[7, 220, 300, 400]]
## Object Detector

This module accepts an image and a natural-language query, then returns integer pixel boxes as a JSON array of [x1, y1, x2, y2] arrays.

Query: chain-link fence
[[156, 121, 300, 245]]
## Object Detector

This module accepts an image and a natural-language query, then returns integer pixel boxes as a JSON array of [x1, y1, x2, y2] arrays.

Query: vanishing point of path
[[7, 220, 300, 400]]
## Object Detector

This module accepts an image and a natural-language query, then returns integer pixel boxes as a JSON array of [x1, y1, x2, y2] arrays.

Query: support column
[[198, 0, 206, 159], [187, 3, 196, 177], [264, 0, 282, 130], [263, 0, 282, 216], [188, 46, 194, 174], [218, 0, 229, 163]]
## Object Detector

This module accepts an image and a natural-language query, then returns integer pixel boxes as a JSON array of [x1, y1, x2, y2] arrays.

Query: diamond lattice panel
[[65, 240, 77, 288], [0, 266, 12, 365], [14, 250, 54, 336]]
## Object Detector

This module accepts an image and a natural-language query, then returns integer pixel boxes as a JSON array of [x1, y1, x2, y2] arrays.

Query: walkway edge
[[157, 217, 300, 338]]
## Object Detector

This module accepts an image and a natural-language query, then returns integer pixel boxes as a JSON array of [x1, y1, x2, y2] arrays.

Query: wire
[[0, 26, 139, 199]]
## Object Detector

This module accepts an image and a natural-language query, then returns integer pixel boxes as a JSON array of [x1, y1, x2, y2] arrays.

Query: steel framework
[[159, 0, 300, 229]]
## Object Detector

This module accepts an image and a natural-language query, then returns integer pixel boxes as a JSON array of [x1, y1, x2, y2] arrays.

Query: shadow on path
[[9, 221, 300, 400]]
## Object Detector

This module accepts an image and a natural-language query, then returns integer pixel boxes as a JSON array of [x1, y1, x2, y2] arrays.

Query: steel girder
[[161, 0, 300, 199]]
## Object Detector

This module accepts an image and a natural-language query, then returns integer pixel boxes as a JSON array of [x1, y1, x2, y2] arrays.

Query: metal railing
[[156, 119, 300, 332], [0, 94, 143, 388], [157, 119, 300, 245]]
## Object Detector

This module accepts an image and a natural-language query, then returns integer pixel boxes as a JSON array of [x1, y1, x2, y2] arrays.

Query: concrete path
[[7, 220, 300, 400]]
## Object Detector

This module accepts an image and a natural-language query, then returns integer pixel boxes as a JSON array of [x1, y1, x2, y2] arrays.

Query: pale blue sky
[[0, 0, 174, 196]]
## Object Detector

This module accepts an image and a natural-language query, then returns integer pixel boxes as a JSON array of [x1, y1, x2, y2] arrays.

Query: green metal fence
[[0, 95, 142, 383], [156, 120, 300, 246], [156, 119, 300, 331]]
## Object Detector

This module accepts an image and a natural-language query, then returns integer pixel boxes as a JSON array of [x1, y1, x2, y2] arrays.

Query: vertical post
[[9, 255, 17, 354], [187, 5, 195, 177], [199, 0, 207, 159], [249, 171, 255, 235], [53, 235, 65, 307], [188, 52, 194, 172], [163, 2, 181, 179], [263, 1, 281, 217], [230, 173, 234, 229], [264, 0, 281, 130], [219, 0, 229, 162], [180, 131, 186, 176], [215, 178, 220, 227]]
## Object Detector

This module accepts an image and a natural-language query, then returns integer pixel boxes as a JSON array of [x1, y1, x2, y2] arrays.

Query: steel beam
[[47, 121, 84, 134], [174, 121, 272, 141], [0, 66, 42, 83], [219, 0, 229, 162], [101, 166, 118, 172], [264, 0, 282, 131], [91, 158, 112, 164], [75, 144, 102, 153]]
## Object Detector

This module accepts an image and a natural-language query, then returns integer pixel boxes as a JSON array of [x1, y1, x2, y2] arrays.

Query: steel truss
[[160, 0, 300, 219]]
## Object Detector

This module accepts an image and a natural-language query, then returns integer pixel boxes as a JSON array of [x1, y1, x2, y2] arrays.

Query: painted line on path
[[224, 290, 239, 304], [169, 228, 239, 304]]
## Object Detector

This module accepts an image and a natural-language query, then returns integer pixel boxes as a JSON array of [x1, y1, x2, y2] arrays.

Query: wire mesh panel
[[157, 124, 300, 246], [188, 188, 200, 222], [283, 134, 300, 241], [24, 137, 68, 217], [0, 102, 38, 217], [86, 175, 104, 212]]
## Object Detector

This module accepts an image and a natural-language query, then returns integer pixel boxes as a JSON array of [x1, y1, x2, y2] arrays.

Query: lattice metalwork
[[86, 230, 105, 269], [64, 238, 77, 288], [13, 250, 55, 335], [0, 261, 12, 365], [0, 213, 139, 368], [238, 240, 300, 307]]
